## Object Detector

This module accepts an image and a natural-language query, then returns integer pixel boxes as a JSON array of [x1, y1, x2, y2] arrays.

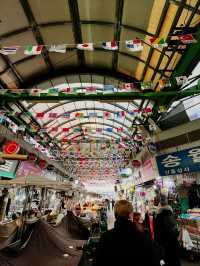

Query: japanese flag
[[77, 43, 94, 51]]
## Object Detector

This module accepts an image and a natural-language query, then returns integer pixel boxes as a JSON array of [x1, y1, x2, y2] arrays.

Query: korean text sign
[[156, 146, 200, 176]]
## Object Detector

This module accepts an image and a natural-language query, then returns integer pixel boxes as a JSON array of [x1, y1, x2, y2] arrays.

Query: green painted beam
[[1, 84, 200, 102]]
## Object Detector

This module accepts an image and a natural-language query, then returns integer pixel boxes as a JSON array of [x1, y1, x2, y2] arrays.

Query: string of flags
[[0, 33, 197, 55], [35, 108, 153, 120], [0, 74, 189, 99]]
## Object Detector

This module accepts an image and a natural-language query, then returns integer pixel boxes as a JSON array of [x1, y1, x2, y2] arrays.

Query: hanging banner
[[156, 146, 200, 176]]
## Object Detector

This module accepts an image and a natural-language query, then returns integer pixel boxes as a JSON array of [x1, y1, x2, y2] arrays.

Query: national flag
[[62, 112, 70, 118], [36, 112, 45, 119], [103, 85, 114, 93], [115, 111, 125, 118], [62, 128, 70, 132], [0, 46, 19, 55], [77, 43, 94, 51], [62, 137, 68, 143], [96, 128, 103, 132], [89, 112, 97, 118], [141, 81, 153, 90], [149, 37, 168, 48], [48, 88, 59, 96], [159, 105, 166, 113], [85, 86, 96, 94], [75, 112, 84, 118], [178, 34, 197, 44], [18, 125, 26, 131], [39, 128, 48, 133], [122, 83, 135, 90], [103, 111, 112, 119], [48, 112, 58, 119], [126, 38, 143, 52], [24, 45, 43, 55], [106, 127, 113, 132], [51, 127, 58, 132], [117, 127, 123, 133], [158, 78, 171, 88], [62, 87, 73, 93], [73, 128, 82, 132], [30, 88, 41, 96], [48, 44, 67, 53], [144, 107, 152, 113], [102, 41, 118, 50], [175, 76, 187, 86]]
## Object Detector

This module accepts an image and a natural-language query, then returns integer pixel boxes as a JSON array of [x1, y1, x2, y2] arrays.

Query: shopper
[[93, 200, 165, 266], [111, 199, 115, 210], [154, 195, 181, 266]]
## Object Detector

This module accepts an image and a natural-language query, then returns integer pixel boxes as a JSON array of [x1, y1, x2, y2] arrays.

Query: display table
[[178, 211, 200, 254]]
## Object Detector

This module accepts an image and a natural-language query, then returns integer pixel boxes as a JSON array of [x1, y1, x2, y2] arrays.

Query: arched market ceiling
[[1, 0, 200, 191]]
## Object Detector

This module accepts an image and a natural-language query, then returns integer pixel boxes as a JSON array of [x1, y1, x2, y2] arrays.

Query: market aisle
[[107, 210, 115, 230]]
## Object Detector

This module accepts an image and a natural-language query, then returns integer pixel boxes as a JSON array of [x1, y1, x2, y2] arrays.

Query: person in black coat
[[154, 195, 181, 266], [93, 200, 165, 266]]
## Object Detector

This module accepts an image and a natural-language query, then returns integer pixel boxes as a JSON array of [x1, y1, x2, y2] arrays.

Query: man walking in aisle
[[93, 200, 165, 266]]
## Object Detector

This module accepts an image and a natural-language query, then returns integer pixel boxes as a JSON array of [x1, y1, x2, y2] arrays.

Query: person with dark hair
[[154, 195, 181, 266], [93, 200, 165, 266]]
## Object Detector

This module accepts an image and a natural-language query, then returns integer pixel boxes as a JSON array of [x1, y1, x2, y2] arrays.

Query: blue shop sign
[[156, 146, 200, 176]]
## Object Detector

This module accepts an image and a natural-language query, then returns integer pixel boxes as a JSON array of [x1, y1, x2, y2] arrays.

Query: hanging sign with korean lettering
[[156, 146, 200, 176]]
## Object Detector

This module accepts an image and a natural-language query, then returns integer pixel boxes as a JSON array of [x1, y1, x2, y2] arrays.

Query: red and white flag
[[122, 83, 135, 90], [179, 34, 197, 44], [77, 43, 94, 51]]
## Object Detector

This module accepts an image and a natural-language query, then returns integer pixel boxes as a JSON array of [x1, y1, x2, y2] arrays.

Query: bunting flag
[[149, 37, 168, 48], [48, 44, 67, 53], [103, 111, 112, 119], [106, 127, 113, 132], [62, 128, 70, 132], [48, 112, 58, 119], [144, 107, 152, 113], [141, 81, 153, 90], [96, 128, 103, 133], [36, 112, 45, 118], [39, 128, 48, 133], [159, 105, 166, 113], [48, 88, 59, 96], [115, 111, 125, 118], [62, 112, 70, 118], [126, 38, 143, 52], [24, 45, 43, 55], [85, 86, 96, 94], [117, 127, 123, 132], [178, 34, 197, 44], [62, 87, 73, 93], [122, 83, 135, 90], [89, 112, 98, 118], [104, 85, 114, 93], [0, 46, 19, 55], [51, 127, 58, 132], [102, 41, 118, 50], [175, 76, 187, 86], [75, 112, 84, 118], [73, 128, 82, 132], [158, 78, 171, 88], [77, 43, 94, 51], [30, 88, 41, 96]]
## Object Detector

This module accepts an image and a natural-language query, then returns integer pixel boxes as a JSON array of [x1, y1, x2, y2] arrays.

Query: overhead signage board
[[156, 146, 200, 176]]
